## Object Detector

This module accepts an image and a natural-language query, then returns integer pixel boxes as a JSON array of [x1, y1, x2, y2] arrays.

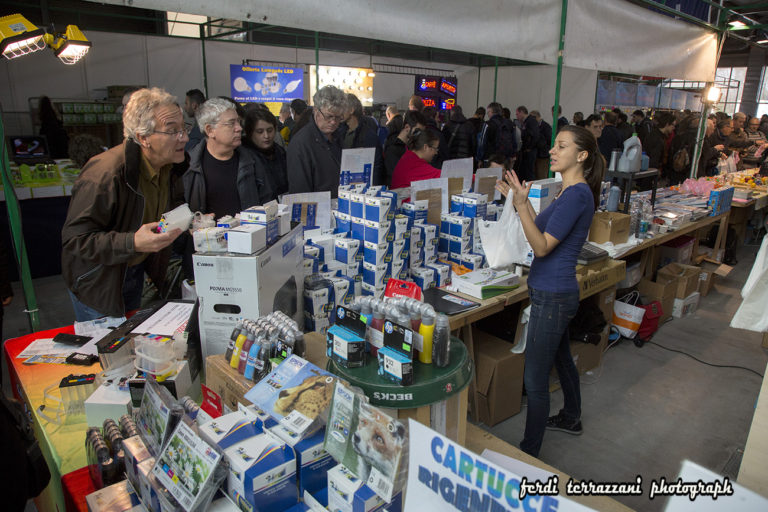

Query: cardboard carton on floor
[[697, 262, 733, 297], [672, 291, 700, 319], [637, 277, 676, 323], [570, 325, 609, 375], [588, 212, 631, 245], [657, 262, 700, 299], [474, 328, 525, 426]]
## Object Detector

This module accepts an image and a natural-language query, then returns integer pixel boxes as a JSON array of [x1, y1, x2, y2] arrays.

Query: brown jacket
[[61, 139, 185, 317]]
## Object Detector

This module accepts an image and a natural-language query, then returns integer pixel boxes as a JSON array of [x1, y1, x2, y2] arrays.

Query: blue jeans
[[69, 263, 145, 321], [520, 287, 581, 457]]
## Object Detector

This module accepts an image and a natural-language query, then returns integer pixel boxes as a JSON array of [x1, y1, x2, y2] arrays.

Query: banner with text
[[229, 64, 303, 103]]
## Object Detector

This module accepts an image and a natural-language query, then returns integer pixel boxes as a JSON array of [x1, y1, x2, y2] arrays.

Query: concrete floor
[[1, 244, 765, 512], [474, 243, 767, 511]]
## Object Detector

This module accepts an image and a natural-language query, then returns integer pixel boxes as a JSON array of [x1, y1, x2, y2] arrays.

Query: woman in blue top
[[497, 125, 605, 457]]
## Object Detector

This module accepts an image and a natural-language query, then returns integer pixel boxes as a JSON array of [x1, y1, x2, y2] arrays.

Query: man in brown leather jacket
[[62, 88, 186, 321]]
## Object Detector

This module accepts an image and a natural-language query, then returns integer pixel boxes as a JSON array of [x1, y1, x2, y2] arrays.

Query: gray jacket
[[287, 115, 342, 198], [183, 140, 274, 213]]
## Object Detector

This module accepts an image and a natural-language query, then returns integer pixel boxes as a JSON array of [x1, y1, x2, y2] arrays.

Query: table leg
[[762, 331, 768, 349], [705, 212, 730, 264], [457, 387, 468, 446], [460, 324, 479, 422]]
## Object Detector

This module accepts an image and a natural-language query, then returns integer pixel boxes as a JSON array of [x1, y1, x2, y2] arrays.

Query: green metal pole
[[550, 0, 568, 178], [315, 31, 320, 96], [0, 114, 39, 332], [493, 56, 498, 102], [200, 23, 209, 97]]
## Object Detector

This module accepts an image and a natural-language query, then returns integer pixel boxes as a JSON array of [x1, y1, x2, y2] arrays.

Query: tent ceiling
[[82, 0, 718, 80]]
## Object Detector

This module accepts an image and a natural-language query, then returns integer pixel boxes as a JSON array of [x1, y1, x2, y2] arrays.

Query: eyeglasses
[[429, 145, 439, 151], [153, 126, 191, 140], [317, 109, 344, 123], [216, 118, 243, 129]]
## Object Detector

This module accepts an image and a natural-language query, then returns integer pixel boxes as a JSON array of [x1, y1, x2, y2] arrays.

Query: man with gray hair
[[62, 87, 188, 320], [728, 112, 752, 152], [183, 97, 274, 218], [288, 85, 347, 197]]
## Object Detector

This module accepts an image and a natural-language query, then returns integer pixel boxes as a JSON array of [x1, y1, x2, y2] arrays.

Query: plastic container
[[158, 203, 194, 233], [418, 313, 435, 364], [225, 321, 243, 362], [617, 134, 642, 173], [134, 335, 176, 377], [237, 331, 255, 374], [641, 152, 649, 171], [607, 183, 621, 212], [433, 314, 451, 367]]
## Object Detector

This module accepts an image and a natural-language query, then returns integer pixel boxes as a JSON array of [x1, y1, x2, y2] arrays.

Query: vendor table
[[329, 339, 473, 444], [3, 325, 100, 512], [730, 192, 768, 247], [619, 211, 729, 278]]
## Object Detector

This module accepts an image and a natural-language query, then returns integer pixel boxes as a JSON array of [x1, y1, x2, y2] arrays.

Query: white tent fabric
[[85, 0, 717, 81], [565, 0, 718, 81]]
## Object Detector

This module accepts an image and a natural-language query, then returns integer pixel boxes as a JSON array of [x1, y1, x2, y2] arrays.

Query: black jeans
[[520, 287, 581, 457]]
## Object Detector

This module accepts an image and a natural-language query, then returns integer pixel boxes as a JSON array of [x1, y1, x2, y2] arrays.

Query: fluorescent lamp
[[728, 20, 747, 28], [758, 39, 768, 45], [0, 14, 45, 60]]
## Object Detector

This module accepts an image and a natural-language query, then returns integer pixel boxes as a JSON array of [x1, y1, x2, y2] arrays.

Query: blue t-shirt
[[527, 182, 594, 293]]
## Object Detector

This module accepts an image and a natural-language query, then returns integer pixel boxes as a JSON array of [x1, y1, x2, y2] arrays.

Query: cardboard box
[[637, 277, 676, 323], [570, 325, 609, 375], [205, 354, 255, 413], [672, 291, 700, 318], [659, 235, 695, 266], [474, 329, 525, 426], [658, 263, 700, 299], [575, 259, 626, 300], [697, 262, 732, 297], [588, 212, 631, 245], [226, 224, 266, 254]]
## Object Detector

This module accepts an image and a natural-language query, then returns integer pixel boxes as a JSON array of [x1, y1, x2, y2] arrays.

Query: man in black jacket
[[62, 88, 185, 320], [516, 105, 540, 182], [598, 111, 624, 163], [644, 112, 675, 171], [441, 106, 476, 160], [632, 109, 653, 146], [384, 110, 426, 186], [287, 86, 346, 197], [531, 110, 552, 179], [422, 106, 449, 169], [339, 93, 384, 185]]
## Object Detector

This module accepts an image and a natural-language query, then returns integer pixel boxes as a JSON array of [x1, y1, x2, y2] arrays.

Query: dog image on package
[[352, 403, 406, 480]]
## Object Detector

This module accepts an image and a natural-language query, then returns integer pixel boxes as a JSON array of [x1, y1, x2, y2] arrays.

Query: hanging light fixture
[[0, 13, 46, 60], [44, 25, 91, 65], [703, 85, 721, 104]]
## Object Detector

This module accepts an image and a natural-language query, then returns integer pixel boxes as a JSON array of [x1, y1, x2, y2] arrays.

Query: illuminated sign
[[440, 98, 455, 110], [440, 80, 456, 96], [229, 64, 303, 103], [419, 78, 438, 91], [422, 97, 437, 108]]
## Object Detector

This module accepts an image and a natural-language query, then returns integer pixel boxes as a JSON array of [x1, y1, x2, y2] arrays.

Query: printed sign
[[229, 64, 303, 102], [405, 420, 592, 512]]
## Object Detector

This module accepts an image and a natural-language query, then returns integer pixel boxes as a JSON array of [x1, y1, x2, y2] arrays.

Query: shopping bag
[[478, 193, 529, 268], [612, 291, 645, 339], [731, 234, 768, 332]]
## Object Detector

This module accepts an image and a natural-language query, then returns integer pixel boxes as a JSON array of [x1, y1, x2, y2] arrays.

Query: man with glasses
[[742, 116, 768, 167], [183, 98, 274, 219], [287, 85, 347, 197], [62, 87, 188, 321]]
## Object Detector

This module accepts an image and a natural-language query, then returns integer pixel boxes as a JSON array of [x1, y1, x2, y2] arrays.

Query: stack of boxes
[[440, 192, 488, 271]]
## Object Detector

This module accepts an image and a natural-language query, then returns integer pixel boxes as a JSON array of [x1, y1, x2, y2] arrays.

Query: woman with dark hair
[[390, 128, 441, 188], [384, 110, 426, 186], [38, 96, 69, 158], [497, 125, 604, 457], [243, 105, 288, 200]]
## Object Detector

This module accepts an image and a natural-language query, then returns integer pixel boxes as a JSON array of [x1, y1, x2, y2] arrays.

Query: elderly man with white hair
[[62, 87, 187, 321], [183, 97, 274, 219], [287, 85, 347, 197]]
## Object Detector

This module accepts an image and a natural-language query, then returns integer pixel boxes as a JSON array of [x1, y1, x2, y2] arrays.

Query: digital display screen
[[230, 64, 304, 103], [9, 136, 48, 157]]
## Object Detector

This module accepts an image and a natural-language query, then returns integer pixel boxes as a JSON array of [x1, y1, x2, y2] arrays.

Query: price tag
[[367, 467, 394, 502], [280, 410, 313, 435]]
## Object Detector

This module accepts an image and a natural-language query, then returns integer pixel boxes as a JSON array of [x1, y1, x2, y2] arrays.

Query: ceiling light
[[703, 85, 721, 104], [44, 25, 91, 65], [0, 14, 46, 60], [728, 20, 747, 28], [758, 39, 768, 45], [367, 72, 375, 77]]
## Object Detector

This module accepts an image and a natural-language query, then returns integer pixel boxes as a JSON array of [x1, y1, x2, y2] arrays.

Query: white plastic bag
[[478, 193, 528, 268], [612, 291, 645, 339], [731, 234, 768, 332]]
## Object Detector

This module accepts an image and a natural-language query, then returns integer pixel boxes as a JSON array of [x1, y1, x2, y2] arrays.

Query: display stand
[[328, 339, 472, 444], [605, 168, 660, 213]]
